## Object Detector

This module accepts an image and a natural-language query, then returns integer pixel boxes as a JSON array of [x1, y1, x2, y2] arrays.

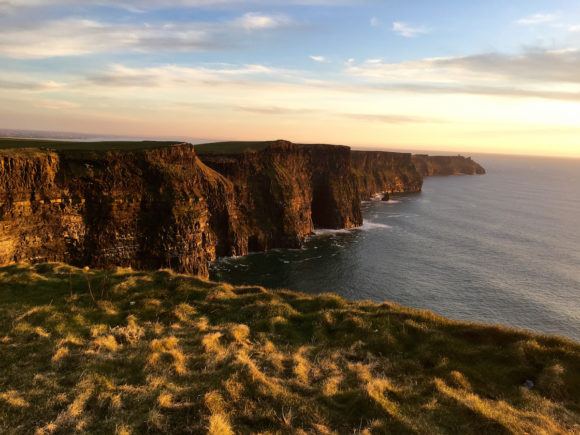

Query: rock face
[[198, 140, 362, 252], [0, 145, 244, 277], [412, 155, 486, 176], [351, 151, 423, 200], [0, 141, 485, 277]]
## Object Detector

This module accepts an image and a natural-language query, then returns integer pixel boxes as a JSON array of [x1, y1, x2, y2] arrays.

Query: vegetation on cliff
[[0, 138, 180, 151], [1, 263, 577, 434]]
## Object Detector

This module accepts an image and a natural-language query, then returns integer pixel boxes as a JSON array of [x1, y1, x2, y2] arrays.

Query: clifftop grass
[[0, 138, 180, 151], [0, 263, 578, 434]]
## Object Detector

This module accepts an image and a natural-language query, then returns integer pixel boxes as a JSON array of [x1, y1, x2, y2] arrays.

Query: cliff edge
[[413, 154, 486, 176]]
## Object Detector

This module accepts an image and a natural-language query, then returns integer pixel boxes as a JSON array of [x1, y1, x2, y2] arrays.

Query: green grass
[[194, 141, 281, 155], [0, 263, 578, 434], [0, 138, 181, 151]]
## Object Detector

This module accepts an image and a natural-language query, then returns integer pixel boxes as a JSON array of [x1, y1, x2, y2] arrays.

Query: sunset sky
[[1, 0, 580, 157]]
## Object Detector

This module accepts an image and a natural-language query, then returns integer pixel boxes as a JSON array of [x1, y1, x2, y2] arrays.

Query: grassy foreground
[[0, 264, 578, 434]]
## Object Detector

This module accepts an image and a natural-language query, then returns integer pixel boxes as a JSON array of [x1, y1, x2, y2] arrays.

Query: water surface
[[211, 155, 580, 341]]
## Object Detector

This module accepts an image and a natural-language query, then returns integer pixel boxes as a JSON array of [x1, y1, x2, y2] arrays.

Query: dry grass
[[0, 262, 578, 434]]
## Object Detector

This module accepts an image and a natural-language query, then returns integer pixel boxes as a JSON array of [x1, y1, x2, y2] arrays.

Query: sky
[[1, 1, 580, 157]]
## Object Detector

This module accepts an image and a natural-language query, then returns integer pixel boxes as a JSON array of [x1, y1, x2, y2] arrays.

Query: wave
[[360, 221, 392, 230]]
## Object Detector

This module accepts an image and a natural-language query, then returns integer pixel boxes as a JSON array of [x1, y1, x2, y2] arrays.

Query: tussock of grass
[[0, 263, 578, 434]]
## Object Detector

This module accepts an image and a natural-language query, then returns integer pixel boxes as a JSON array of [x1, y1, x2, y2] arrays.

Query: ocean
[[211, 154, 580, 341]]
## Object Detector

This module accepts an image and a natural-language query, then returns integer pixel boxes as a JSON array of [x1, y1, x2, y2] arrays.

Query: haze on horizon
[[1, 0, 579, 158]]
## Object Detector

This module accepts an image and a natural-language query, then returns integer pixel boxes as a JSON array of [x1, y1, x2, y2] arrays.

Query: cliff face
[[0, 141, 485, 277], [351, 151, 423, 199], [412, 155, 486, 176], [0, 145, 244, 277], [198, 140, 362, 252]]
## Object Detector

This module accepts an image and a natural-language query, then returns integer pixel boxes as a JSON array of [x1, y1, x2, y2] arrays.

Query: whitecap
[[313, 228, 351, 236], [359, 221, 392, 230]]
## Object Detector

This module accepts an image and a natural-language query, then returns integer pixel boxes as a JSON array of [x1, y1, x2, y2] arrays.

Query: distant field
[[0, 138, 181, 151], [194, 140, 277, 154]]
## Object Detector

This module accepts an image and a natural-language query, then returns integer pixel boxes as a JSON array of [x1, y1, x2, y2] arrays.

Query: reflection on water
[[211, 155, 580, 341]]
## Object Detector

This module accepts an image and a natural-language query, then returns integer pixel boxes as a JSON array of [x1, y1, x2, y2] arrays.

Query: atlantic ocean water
[[211, 155, 580, 341]]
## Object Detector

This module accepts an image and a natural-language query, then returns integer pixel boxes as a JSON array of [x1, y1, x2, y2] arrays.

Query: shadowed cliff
[[413, 154, 486, 176], [0, 139, 486, 277], [351, 150, 423, 200], [0, 145, 245, 277]]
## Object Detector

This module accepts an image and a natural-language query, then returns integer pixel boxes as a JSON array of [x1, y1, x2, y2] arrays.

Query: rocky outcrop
[[412, 155, 486, 176], [0, 145, 245, 277], [197, 140, 362, 252], [351, 151, 423, 200]]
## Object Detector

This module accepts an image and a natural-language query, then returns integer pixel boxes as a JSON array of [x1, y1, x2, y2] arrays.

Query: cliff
[[0, 145, 245, 277], [351, 150, 423, 199], [1, 263, 578, 434], [0, 140, 485, 277], [0, 141, 363, 277], [413, 154, 486, 176], [197, 140, 362, 251]]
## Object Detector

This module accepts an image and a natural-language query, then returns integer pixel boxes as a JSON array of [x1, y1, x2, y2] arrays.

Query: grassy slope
[[0, 264, 578, 434], [194, 141, 276, 155], [0, 138, 181, 151]]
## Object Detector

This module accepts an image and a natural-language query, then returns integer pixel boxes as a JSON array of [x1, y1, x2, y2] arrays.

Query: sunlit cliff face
[[1, 1, 579, 157]]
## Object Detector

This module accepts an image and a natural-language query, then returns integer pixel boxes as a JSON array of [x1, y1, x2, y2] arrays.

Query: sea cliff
[[351, 150, 423, 200], [412, 154, 486, 176], [0, 140, 485, 276], [197, 140, 362, 252], [0, 145, 245, 277]]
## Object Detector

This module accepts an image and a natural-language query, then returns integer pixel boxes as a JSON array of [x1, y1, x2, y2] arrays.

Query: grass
[[194, 141, 280, 155], [0, 138, 181, 151], [0, 263, 578, 434]]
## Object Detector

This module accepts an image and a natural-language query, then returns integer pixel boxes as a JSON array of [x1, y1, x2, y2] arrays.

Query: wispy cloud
[[370, 17, 380, 27], [0, 13, 295, 58], [233, 12, 292, 30], [345, 49, 580, 101], [392, 21, 428, 38], [341, 113, 440, 124], [516, 13, 558, 25], [0, 0, 356, 13], [86, 63, 287, 88], [347, 49, 580, 85], [309, 55, 328, 63]]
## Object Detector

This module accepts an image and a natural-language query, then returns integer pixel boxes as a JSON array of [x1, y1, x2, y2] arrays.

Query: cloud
[[370, 17, 380, 27], [392, 21, 428, 38], [341, 113, 439, 124], [0, 13, 294, 58], [0, 19, 220, 58], [569, 25, 580, 32], [309, 55, 328, 63], [233, 12, 292, 30], [0, 0, 357, 13], [0, 77, 64, 91], [516, 13, 558, 25], [348, 49, 580, 85], [344, 49, 580, 102], [86, 63, 285, 88]]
